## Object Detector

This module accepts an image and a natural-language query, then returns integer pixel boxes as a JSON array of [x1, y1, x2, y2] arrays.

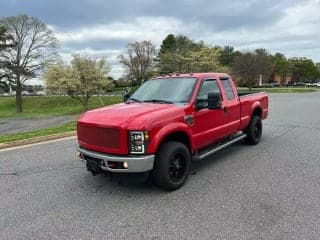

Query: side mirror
[[195, 99, 206, 110], [208, 92, 221, 110], [123, 93, 130, 102]]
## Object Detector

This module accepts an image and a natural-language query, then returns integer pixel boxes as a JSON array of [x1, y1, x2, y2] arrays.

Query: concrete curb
[[0, 131, 77, 150]]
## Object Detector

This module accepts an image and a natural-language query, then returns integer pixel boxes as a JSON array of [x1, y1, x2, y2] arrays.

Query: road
[[1, 92, 320, 240], [0, 116, 75, 136]]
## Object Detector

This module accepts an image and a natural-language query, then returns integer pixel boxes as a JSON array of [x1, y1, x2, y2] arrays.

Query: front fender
[[147, 122, 194, 154]]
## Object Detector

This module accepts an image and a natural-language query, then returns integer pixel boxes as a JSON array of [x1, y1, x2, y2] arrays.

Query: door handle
[[223, 106, 228, 113]]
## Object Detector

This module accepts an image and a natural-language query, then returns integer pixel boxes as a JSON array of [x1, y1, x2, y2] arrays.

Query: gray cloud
[[1, 0, 319, 80], [63, 39, 129, 51], [2, 0, 300, 31]]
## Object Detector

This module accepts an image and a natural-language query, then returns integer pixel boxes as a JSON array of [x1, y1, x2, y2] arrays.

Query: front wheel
[[151, 141, 191, 191], [245, 115, 262, 145]]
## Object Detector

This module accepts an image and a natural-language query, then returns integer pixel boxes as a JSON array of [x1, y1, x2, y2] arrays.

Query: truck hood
[[78, 102, 185, 129]]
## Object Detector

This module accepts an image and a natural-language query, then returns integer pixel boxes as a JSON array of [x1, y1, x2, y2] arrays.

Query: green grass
[[0, 121, 76, 143], [237, 87, 318, 93], [0, 95, 122, 119], [0, 95, 122, 143]]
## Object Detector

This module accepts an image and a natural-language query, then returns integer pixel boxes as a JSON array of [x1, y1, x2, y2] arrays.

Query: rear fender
[[242, 102, 262, 131], [251, 101, 262, 117]]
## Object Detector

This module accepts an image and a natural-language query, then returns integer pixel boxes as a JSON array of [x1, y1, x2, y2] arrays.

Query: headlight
[[128, 131, 149, 154]]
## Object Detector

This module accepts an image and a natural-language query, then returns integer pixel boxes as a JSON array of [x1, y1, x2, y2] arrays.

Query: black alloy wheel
[[151, 141, 191, 191]]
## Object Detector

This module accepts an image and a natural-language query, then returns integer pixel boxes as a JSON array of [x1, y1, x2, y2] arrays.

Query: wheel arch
[[252, 106, 262, 118], [147, 123, 194, 155], [158, 131, 192, 153]]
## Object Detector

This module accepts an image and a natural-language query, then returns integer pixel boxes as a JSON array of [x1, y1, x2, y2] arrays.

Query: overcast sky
[[1, 0, 320, 81]]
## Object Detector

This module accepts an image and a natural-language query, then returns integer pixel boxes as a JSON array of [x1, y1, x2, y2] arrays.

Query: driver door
[[192, 79, 227, 149]]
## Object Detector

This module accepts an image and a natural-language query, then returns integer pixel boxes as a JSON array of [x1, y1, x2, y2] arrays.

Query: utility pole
[[259, 74, 263, 86]]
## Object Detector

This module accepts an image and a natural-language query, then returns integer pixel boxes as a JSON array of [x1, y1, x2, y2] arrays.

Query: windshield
[[130, 77, 197, 104]]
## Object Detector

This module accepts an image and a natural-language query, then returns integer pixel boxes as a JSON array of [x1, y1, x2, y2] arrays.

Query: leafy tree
[[316, 63, 320, 81], [289, 57, 319, 83], [119, 40, 156, 85], [232, 49, 272, 90], [190, 47, 229, 73], [157, 34, 204, 74], [0, 26, 14, 51], [272, 53, 290, 77], [219, 45, 235, 67], [45, 55, 112, 110], [0, 26, 14, 81], [0, 14, 59, 112], [158, 34, 176, 56], [0, 81, 9, 93]]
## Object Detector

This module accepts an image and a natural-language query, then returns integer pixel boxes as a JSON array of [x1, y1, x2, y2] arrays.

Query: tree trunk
[[16, 78, 23, 113], [83, 97, 89, 111], [248, 77, 252, 91]]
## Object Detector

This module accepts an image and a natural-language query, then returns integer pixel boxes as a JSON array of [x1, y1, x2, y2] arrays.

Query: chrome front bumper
[[77, 147, 155, 173]]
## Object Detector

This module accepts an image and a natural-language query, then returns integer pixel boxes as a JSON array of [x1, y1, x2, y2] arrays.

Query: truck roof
[[155, 72, 231, 79]]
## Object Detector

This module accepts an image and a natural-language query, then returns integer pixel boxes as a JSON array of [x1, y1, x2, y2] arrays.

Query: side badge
[[184, 115, 194, 126]]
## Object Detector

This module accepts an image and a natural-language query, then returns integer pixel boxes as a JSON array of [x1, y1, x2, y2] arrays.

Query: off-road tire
[[245, 115, 262, 145], [151, 141, 191, 191]]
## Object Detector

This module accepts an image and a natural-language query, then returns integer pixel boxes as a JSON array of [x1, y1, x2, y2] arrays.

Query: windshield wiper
[[127, 97, 142, 103], [143, 99, 174, 104]]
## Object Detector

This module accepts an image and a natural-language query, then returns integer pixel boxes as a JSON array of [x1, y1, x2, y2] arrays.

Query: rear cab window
[[220, 78, 235, 100]]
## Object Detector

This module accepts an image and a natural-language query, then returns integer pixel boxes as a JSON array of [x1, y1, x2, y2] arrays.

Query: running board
[[193, 134, 246, 161]]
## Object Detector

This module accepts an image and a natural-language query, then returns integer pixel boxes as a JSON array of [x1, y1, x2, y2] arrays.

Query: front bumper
[[77, 147, 155, 173]]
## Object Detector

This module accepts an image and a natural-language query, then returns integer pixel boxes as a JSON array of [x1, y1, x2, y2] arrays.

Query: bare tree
[[0, 14, 59, 112], [119, 40, 156, 85]]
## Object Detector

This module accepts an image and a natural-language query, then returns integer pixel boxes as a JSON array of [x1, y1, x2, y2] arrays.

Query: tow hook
[[86, 159, 104, 176]]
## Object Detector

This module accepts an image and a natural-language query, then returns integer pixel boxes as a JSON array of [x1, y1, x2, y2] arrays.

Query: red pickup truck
[[77, 73, 268, 190]]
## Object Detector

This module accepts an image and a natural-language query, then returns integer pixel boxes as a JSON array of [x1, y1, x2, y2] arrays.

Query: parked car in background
[[35, 91, 45, 96], [270, 81, 280, 87], [22, 91, 31, 96], [312, 82, 320, 88], [294, 82, 307, 87]]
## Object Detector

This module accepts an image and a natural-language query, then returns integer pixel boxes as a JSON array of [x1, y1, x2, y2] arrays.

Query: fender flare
[[251, 101, 262, 117], [147, 122, 194, 154]]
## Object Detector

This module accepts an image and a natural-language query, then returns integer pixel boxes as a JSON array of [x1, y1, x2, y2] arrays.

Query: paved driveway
[[0, 92, 320, 239]]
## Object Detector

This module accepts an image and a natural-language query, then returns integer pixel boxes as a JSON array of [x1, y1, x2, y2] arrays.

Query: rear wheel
[[245, 115, 262, 145], [151, 141, 191, 191]]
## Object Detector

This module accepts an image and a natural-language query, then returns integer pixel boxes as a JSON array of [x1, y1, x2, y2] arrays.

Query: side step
[[193, 134, 246, 161]]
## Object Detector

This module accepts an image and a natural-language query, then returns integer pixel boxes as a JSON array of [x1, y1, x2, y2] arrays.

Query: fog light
[[123, 161, 128, 169]]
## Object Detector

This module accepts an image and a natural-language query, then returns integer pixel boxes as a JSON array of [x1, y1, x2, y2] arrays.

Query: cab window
[[197, 79, 220, 100], [221, 79, 235, 100]]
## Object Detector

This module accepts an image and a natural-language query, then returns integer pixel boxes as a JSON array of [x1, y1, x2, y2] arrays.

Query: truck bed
[[238, 91, 259, 97]]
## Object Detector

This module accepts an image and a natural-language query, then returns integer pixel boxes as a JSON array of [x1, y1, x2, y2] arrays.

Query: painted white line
[[0, 136, 77, 152]]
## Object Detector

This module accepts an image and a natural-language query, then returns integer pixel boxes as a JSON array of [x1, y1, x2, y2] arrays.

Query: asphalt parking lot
[[0, 115, 75, 136], [1, 92, 320, 240]]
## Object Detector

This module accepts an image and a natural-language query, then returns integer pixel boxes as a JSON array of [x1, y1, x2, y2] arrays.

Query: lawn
[[0, 95, 122, 119], [0, 95, 122, 144]]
